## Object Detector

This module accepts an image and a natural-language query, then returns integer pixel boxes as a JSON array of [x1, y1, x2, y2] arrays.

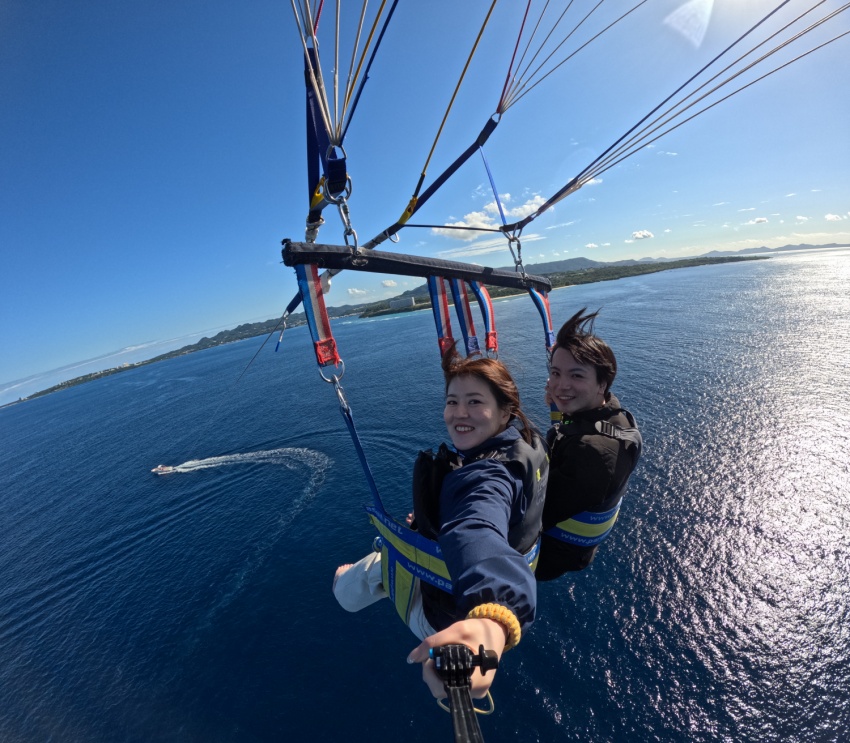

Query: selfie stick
[[431, 644, 499, 743]]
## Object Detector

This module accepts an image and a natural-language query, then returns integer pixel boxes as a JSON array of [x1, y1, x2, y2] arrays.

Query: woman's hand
[[407, 618, 507, 699]]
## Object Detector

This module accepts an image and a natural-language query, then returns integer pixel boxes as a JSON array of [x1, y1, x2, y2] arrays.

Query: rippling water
[[1, 249, 848, 742]]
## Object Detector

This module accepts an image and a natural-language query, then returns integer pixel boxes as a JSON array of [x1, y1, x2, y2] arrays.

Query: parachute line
[[501, 0, 652, 112], [502, 0, 848, 232], [412, 0, 499, 199]]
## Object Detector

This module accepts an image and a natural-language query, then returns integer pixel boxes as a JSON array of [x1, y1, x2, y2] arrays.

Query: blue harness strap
[[448, 278, 481, 356], [365, 504, 452, 625], [527, 285, 555, 351], [547, 499, 623, 547], [467, 280, 498, 355], [366, 503, 540, 624]]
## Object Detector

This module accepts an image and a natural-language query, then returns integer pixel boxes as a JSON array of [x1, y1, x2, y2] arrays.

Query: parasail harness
[[281, 238, 555, 625]]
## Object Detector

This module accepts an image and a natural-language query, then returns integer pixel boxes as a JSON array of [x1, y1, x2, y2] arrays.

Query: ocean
[[1, 249, 848, 742]]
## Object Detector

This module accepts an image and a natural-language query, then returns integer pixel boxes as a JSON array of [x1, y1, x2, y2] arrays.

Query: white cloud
[[546, 220, 577, 230], [381, 279, 397, 287], [431, 195, 545, 241], [347, 288, 369, 296], [624, 239, 634, 244], [587, 178, 603, 185], [657, 151, 678, 156], [713, 202, 729, 207], [504, 195, 546, 219], [786, 193, 796, 198], [738, 207, 755, 212], [585, 243, 599, 249], [436, 232, 545, 260], [745, 217, 769, 225], [632, 230, 654, 240], [825, 213, 844, 221]]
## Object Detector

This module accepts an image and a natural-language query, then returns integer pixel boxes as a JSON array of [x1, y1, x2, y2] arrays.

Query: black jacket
[[536, 395, 642, 580]]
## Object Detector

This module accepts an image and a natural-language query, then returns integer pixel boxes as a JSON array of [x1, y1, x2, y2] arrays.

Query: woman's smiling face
[[444, 374, 510, 451], [547, 347, 606, 416]]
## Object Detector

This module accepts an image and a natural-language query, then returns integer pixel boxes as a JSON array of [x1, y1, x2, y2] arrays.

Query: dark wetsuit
[[536, 395, 641, 581], [413, 423, 548, 633]]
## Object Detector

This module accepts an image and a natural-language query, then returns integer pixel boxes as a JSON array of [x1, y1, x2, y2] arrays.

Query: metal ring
[[326, 143, 347, 161], [318, 360, 345, 383], [323, 177, 352, 205]]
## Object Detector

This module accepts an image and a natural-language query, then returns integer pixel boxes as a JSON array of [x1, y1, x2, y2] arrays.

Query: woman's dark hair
[[441, 343, 536, 444], [552, 308, 617, 400]]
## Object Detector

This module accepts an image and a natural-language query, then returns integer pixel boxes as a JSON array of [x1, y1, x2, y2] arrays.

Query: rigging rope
[[501, 0, 849, 233], [407, 0, 500, 206], [341, 0, 400, 142], [501, 0, 651, 112], [283, 0, 848, 326], [577, 2, 850, 188], [292, 0, 393, 145]]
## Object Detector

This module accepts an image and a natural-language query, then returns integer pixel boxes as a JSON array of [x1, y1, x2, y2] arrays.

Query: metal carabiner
[[331, 376, 350, 415], [507, 234, 528, 282], [337, 200, 359, 249]]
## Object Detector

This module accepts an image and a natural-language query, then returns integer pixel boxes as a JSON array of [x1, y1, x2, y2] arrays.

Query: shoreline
[[0, 254, 781, 407]]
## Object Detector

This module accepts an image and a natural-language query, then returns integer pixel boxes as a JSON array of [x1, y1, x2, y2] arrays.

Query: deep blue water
[[2, 250, 849, 742]]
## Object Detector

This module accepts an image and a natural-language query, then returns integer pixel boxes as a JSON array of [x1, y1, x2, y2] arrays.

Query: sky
[[2, 0, 849, 404]]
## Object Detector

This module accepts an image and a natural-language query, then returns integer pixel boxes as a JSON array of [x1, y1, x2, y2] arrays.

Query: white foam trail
[[169, 447, 320, 473]]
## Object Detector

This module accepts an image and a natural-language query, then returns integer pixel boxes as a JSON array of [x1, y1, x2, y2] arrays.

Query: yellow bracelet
[[466, 603, 522, 651]]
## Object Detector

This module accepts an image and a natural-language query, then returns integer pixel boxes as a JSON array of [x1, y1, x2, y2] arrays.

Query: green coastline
[[10, 256, 763, 404]]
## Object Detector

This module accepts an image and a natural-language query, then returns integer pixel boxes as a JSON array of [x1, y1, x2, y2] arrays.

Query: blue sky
[[2, 0, 849, 403]]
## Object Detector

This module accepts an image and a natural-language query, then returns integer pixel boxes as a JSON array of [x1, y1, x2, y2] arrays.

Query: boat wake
[[154, 447, 322, 474]]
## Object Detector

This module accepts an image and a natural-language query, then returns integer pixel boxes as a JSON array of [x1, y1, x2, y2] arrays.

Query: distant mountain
[[517, 256, 603, 274], [698, 242, 848, 258], [524, 243, 849, 269]]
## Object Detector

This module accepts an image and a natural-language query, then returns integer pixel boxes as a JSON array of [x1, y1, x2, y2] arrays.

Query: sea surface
[[1, 249, 849, 742]]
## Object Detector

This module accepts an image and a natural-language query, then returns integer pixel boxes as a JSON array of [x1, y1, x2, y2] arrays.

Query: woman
[[537, 307, 642, 580], [333, 346, 548, 698]]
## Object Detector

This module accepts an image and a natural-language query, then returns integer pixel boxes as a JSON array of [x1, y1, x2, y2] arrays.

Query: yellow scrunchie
[[466, 603, 522, 651]]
